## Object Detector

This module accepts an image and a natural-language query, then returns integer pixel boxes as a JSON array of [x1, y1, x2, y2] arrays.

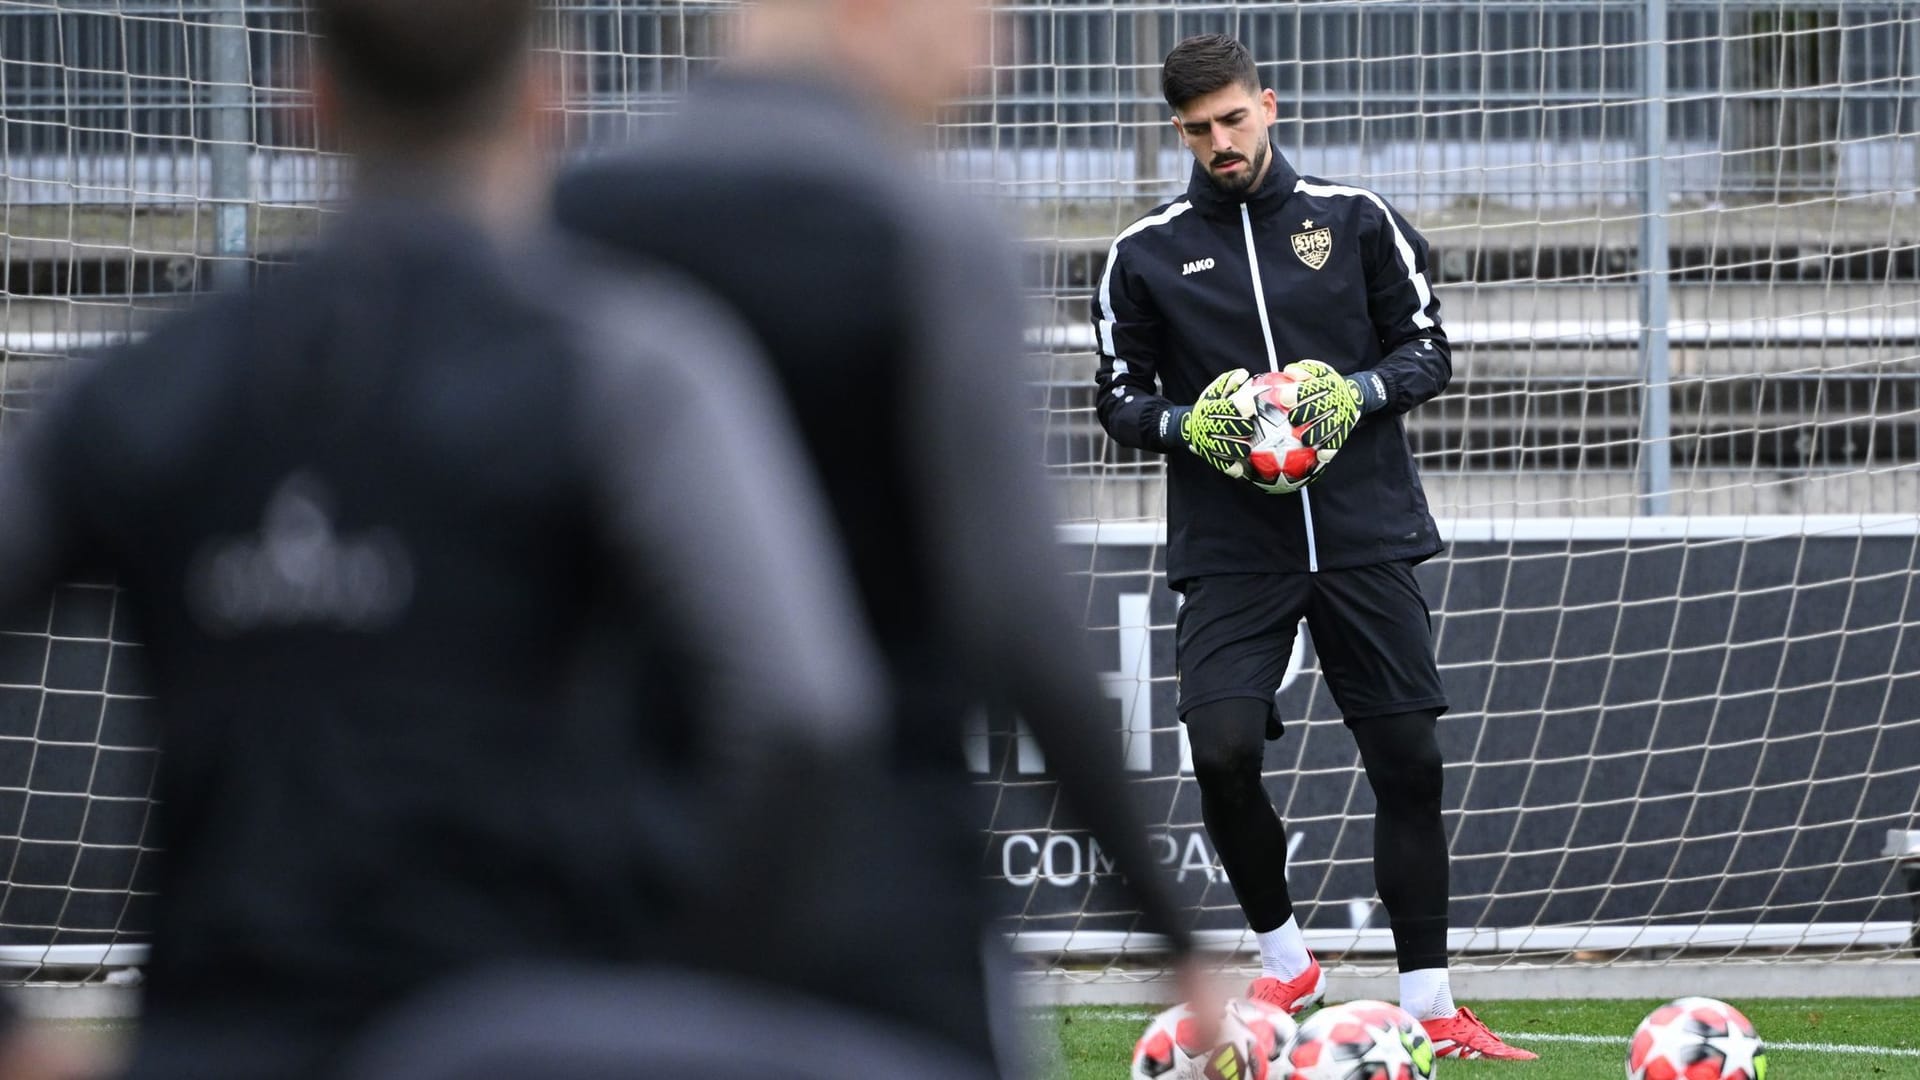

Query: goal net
[[971, 1, 1920, 995], [1, 0, 1916, 997]]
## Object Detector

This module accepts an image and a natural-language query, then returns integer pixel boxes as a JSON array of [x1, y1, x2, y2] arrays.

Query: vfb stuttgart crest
[[1291, 223, 1333, 270]]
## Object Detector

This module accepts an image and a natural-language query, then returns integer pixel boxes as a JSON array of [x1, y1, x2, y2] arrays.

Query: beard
[[1208, 135, 1269, 196]]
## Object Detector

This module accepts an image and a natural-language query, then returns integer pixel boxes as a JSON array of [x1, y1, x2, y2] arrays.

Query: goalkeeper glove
[[1281, 360, 1387, 457], [1161, 368, 1257, 480]]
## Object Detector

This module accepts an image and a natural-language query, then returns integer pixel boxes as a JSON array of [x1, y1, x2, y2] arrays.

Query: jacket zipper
[[1240, 202, 1319, 572]]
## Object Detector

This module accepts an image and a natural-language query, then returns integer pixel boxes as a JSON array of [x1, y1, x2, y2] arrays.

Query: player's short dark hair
[[1161, 34, 1261, 111], [311, 0, 537, 141]]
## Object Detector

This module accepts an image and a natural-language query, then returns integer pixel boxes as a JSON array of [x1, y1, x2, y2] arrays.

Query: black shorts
[[1174, 562, 1449, 726]]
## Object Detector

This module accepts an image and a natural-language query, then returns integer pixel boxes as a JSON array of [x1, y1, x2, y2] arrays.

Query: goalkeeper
[[1092, 34, 1535, 1061]]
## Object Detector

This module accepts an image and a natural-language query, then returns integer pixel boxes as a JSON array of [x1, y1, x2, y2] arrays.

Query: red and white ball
[[1227, 996, 1301, 1078], [1230, 371, 1337, 494], [1131, 1002, 1211, 1079], [1625, 997, 1768, 1080], [1130, 998, 1301, 1080], [1276, 1000, 1437, 1080]]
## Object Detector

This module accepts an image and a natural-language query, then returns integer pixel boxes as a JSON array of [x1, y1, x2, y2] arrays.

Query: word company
[[1181, 257, 1216, 276]]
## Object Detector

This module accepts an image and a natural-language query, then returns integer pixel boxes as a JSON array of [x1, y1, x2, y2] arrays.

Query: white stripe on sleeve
[[1096, 200, 1195, 364]]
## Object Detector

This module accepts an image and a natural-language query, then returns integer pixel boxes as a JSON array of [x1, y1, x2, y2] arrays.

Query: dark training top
[[0, 205, 884, 1080], [1094, 151, 1453, 581], [556, 73, 1196, 1056]]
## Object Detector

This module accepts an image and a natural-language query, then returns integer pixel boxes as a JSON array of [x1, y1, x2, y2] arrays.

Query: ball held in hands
[[1228, 370, 1340, 494]]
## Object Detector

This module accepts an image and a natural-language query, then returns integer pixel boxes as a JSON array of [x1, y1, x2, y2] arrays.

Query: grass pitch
[[1036, 998, 1920, 1078]]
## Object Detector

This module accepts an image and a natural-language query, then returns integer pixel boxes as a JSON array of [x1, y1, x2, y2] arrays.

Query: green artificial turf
[[1035, 998, 1920, 1079]]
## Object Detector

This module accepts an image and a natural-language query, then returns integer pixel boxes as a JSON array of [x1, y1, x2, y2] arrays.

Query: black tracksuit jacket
[[1093, 149, 1452, 584]]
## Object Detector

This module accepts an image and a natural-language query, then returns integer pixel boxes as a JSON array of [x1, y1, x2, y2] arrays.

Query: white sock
[[1256, 917, 1313, 980], [1399, 968, 1457, 1020]]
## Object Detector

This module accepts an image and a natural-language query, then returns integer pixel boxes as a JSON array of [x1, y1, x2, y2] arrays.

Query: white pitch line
[[1061, 1010, 1920, 1058], [1504, 1032, 1920, 1058]]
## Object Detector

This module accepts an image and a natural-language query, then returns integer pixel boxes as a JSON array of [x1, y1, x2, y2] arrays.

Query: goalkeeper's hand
[[1162, 368, 1257, 480], [1281, 359, 1387, 457]]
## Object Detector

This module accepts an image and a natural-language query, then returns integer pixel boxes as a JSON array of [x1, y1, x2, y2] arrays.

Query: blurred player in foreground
[[0, 0, 886, 1076], [1091, 33, 1534, 1060], [554, 0, 1205, 1071]]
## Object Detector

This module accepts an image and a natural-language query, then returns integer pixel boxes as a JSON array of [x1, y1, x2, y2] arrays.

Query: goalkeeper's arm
[[1092, 245, 1192, 457], [1361, 197, 1452, 415]]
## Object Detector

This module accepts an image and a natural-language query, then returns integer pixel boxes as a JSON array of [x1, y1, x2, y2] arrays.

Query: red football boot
[[1422, 1006, 1540, 1060], [1246, 955, 1326, 1016]]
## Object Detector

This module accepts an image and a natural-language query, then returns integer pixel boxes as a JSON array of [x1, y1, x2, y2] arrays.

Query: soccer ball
[[1132, 1003, 1211, 1079], [1131, 998, 1301, 1080], [1276, 1000, 1437, 1080], [1229, 370, 1338, 494], [1228, 996, 1301, 1077], [1625, 997, 1768, 1080]]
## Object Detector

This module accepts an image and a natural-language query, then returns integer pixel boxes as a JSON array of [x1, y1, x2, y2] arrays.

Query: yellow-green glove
[[1167, 368, 1258, 480], [1282, 360, 1385, 457]]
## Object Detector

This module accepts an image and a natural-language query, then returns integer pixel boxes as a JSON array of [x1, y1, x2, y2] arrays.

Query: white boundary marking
[[1502, 1031, 1920, 1057], [1007, 925, 1915, 955], [1019, 962, 1920, 1006], [1063, 1008, 1920, 1058]]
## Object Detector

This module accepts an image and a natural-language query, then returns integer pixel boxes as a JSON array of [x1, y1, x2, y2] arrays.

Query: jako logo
[[1182, 257, 1216, 276]]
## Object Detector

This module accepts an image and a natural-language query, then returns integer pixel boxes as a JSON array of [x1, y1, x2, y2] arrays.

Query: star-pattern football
[[1277, 1000, 1436, 1080], [1230, 371, 1337, 494], [1626, 997, 1768, 1080]]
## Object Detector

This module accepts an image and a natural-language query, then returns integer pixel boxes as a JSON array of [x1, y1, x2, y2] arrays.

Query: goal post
[[998, 515, 1919, 991], [1, 0, 1917, 1000]]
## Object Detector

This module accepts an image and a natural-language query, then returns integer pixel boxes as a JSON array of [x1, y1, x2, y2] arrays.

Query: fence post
[[1132, 10, 1162, 192], [1637, 0, 1672, 515], [209, 0, 250, 291]]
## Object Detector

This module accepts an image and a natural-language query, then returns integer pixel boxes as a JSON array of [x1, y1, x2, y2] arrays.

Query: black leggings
[[1186, 699, 1449, 972]]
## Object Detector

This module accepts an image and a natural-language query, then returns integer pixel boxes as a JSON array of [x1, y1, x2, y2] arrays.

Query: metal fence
[[4, 2, 1914, 198], [2, 0, 1917, 511]]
